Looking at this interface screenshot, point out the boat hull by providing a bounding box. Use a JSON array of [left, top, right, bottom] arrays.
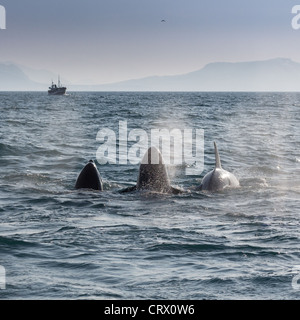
[[48, 87, 67, 95]]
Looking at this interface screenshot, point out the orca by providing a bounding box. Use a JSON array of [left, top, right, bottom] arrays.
[[120, 146, 181, 194], [75, 160, 103, 191], [199, 142, 239, 192]]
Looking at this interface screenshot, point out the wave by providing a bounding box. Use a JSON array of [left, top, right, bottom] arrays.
[[0, 142, 22, 157], [0, 235, 38, 248]]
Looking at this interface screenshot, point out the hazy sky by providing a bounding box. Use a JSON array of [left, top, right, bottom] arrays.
[[0, 0, 300, 84]]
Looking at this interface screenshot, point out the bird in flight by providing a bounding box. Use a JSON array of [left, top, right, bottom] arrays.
[[161, 19, 166, 23]]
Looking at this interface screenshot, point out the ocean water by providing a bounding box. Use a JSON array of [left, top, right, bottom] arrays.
[[0, 91, 299, 300]]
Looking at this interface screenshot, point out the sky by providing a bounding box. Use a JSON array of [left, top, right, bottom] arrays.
[[0, 0, 300, 84]]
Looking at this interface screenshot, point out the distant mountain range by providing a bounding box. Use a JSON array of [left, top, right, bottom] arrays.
[[0, 62, 69, 91], [0, 63, 42, 91], [1, 58, 300, 91]]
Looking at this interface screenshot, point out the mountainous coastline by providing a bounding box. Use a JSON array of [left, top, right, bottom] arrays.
[[0, 63, 68, 91], [91, 58, 300, 92], [1, 58, 300, 91], [0, 63, 42, 91]]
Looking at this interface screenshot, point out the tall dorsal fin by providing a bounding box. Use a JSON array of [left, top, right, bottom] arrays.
[[214, 141, 222, 169]]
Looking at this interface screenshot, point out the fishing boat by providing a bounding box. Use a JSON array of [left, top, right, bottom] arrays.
[[48, 76, 67, 95]]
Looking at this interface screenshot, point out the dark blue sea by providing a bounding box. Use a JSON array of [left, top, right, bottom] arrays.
[[0, 91, 299, 299]]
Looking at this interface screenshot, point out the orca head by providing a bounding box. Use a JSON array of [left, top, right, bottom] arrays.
[[136, 147, 171, 193], [75, 160, 103, 191]]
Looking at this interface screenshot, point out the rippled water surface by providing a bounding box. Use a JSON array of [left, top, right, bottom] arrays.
[[0, 92, 299, 299]]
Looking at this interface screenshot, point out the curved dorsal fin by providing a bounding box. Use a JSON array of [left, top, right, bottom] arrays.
[[214, 142, 222, 169]]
